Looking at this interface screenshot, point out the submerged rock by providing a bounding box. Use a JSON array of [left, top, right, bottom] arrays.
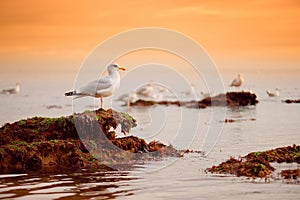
[[284, 99, 300, 104], [129, 92, 258, 108], [0, 109, 178, 173], [206, 145, 300, 179]]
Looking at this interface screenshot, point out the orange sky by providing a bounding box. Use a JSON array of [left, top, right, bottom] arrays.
[[0, 0, 299, 72]]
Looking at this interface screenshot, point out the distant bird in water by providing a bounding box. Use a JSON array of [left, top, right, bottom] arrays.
[[128, 90, 139, 104], [136, 83, 154, 98], [65, 64, 126, 108], [1, 83, 21, 95], [229, 74, 244, 88], [266, 88, 280, 97]]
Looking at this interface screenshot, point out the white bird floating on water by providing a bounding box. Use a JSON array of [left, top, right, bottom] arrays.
[[136, 83, 154, 98], [117, 83, 169, 105], [128, 90, 139, 104], [1, 83, 21, 95], [65, 64, 126, 108], [266, 88, 280, 97], [229, 74, 244, 88]]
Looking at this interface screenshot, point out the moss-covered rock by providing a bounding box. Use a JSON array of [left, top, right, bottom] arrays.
[[206, 145, 300, 178], [0, 109, 178, 173]]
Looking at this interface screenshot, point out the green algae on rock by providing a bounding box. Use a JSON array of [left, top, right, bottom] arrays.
[[206, 145, 300, 179], [0, 109, 178, 173]]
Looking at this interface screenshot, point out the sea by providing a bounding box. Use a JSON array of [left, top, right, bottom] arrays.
[[0, 68, 299, 199]]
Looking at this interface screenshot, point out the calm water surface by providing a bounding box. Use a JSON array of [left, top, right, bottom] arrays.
[[0, 70, 299, 199]]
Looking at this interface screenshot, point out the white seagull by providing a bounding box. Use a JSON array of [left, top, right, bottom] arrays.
[[1, 83, 21, 95], [65, 64, 126, 108], [266, 88, 280, 97], [229, 74, 244, 88], [136, 83, 154, 98]]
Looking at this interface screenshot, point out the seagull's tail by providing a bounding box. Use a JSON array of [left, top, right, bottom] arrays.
[[65, 91, 87, 99], [65, 91, 77, 96]]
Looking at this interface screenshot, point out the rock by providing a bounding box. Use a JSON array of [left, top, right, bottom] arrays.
[[281, 169, 300, 180], [200, 92, 258, 106], [129, 92, 258, 108], [284, 99, 300, 104], [206, 157, 274, 178], [206, 145, 300, 178], [224, 119, 236, 123], [0, 109, 178, 173]]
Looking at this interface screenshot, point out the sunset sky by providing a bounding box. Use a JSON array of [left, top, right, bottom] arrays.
[[0, 0, 299, 72]]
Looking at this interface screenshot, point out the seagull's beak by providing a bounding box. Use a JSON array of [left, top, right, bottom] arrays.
[[118, 66, 126, 71]]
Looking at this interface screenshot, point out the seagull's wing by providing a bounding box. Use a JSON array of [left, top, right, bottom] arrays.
[[136, 87, 146, 94], [230, 78, 237, 86], [79, 77, 113, 95]]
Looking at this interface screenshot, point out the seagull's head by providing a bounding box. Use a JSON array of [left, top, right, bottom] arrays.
[[107, 64, 126, 74], [238, 74, 243, 78]]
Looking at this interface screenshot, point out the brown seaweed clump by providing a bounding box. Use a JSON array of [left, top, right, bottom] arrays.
[[0, 109, 178, 173], [206, 157, 274, 178], [206, 145, 300, 179]]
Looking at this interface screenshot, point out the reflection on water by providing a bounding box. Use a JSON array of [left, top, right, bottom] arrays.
[[0, 170, 137, 199], [226, 106, 257, 119]]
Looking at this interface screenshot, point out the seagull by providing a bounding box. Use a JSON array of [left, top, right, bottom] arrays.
[[157, 85, 169, 94], [1, 83, 21, 95], [128, 90, 139, 104], [266, 89, 280, 97], [65, 64, 126, 108], [229, 74, 244, 88], [136, 83, 154, 98]]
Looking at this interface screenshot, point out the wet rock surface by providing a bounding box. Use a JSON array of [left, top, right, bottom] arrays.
[[0, 109, 178, 173], [281, 169, 300, 179], [129, 92, 258, 108], [206, 145, 300, 179]]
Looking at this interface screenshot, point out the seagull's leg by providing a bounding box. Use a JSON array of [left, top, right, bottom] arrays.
[[127, 99, 131, 112], [100, 97, 103, 109]]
